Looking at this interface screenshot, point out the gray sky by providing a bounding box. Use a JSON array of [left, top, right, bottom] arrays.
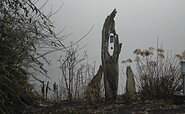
[[36, 0, 185, 94], [46, 0, 185, 60]]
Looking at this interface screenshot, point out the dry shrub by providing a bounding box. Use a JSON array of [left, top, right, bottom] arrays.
[[0, 0, 60, 113], [134, 48, 182, 100], [0, 64, 36, 113]]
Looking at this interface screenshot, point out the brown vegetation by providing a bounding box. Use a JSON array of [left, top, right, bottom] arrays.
[[133, 47, 182, 100]]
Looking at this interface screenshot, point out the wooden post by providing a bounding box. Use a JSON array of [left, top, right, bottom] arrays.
[[101, 9, 122, 100]]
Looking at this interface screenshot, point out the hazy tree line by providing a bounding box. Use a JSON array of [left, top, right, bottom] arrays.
[[57, 44, 96, 100]]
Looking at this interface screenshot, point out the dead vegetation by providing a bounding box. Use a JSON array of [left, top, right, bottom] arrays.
[[133, 47, 183, 100]]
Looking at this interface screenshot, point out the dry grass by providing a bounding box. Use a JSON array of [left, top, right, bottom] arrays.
[[133, 48, 183, 100]]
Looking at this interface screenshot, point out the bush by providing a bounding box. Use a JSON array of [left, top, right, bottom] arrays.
[[133, 48, 182, 100], [0, 0, 58, 113]]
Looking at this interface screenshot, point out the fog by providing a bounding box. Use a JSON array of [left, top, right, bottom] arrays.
[[35, 0, 185, 94]]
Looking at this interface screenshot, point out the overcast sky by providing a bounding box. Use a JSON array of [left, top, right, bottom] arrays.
[[36, 0, 185, 93]]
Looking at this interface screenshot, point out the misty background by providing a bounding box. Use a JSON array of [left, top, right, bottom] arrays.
[[34, 0, 185, 94]]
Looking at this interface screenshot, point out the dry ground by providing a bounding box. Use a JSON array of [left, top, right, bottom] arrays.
[[20, 99, 185, 114]]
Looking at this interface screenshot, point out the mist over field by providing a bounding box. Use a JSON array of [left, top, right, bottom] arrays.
[[35, 0, 185, 94]]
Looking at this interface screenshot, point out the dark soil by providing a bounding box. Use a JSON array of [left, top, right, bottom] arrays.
[[24, 99, 185, 114]]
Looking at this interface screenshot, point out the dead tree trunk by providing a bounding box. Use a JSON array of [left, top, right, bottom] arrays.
[[101, 9, 122, 100]]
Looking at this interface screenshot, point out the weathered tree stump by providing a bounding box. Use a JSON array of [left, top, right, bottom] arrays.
[[84, 65, 103, 103], [126, 66, 137, 101], [101, 9, 122, 100]]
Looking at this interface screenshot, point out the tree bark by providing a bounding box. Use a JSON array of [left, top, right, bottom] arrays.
[[101, 9, 122, 100]]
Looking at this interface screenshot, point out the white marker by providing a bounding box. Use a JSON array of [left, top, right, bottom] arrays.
[[108, 33, 114, 56]]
